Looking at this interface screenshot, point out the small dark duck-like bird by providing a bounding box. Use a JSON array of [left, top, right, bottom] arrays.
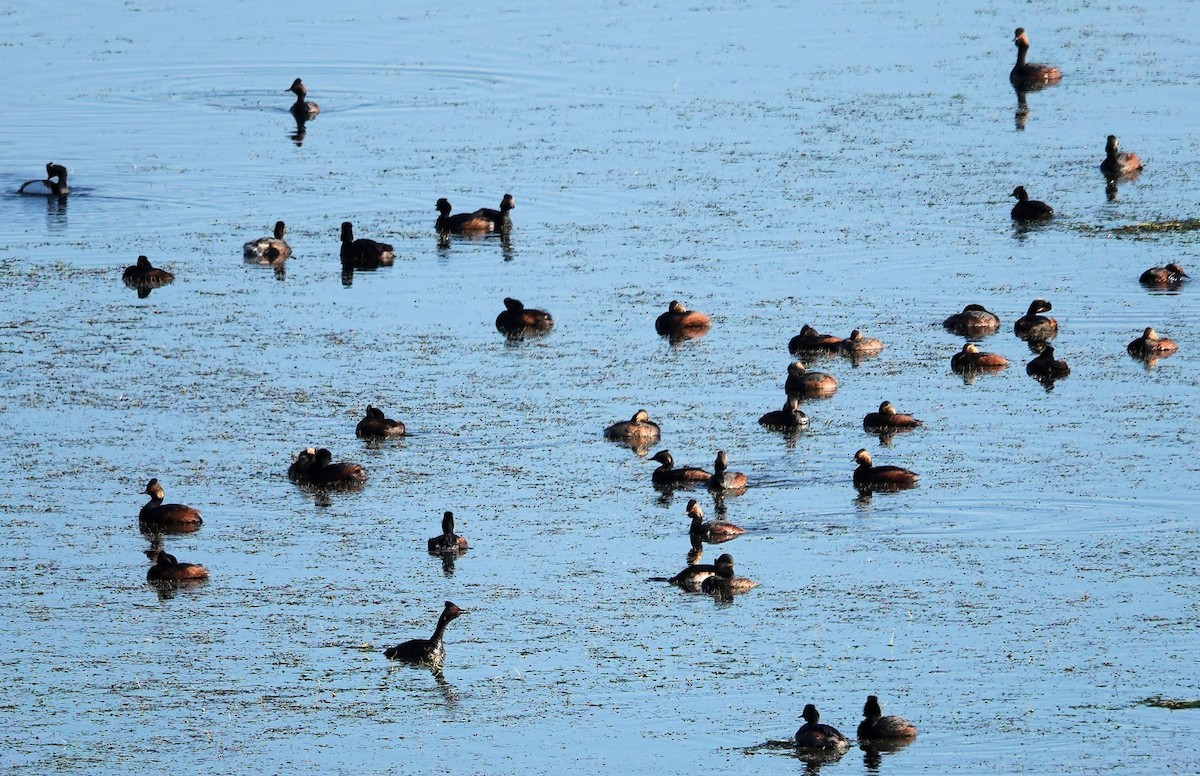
[[1014, 299, 1058, 341], [146, 549, 209, 581], [383, 601, 466, 668], [138, 479, 203, 527], [1010, 28, 1062, 89], [655, 300, 711, 339], [648, 449, 710, 486], [122, 256, 175, 289], [287, 78, 319, 120], [951, 343, 1009, 374], [758, 396, 809, 430], [1139, 263, 1187, 289], [355, 405, 406, 439], [495, 297, 553, 336], [435, 195, 515, 236], [1025, 345, 1070, 381], [18, 162, 69, 196], [788, 324, 842, 355], [853, 449, 918, 491], [795, 704, 851, 752], [943, 304, 1000, 336], [1010, 186, 1054, 221], [604, 409, 661, 445], [686, 499, 745, 543], [1127, 327, 1178, 358], [1100, 135, 1142, 179], [857, 695, 917, 742], [340, 222, 394, 269], [863, 401, 922, 431], [427, 511, 469, 554], [244, 221, 291, 261], [708, 450, 748, 492]]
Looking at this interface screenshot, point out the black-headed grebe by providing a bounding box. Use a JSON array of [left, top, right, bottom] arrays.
[[788, 324, 841, 355], [686, 499, 744, 543], [139, 479, 203, 527], [1101, 135, 1142, 179], [17, 162, 69, 196], [795, 704, 851, 752], [1128, 327, 1177, 358], [1011, 186, 1054, 221], [758, 396, 809, 430], [122, 256, 175, 289], [655, 300, 711, 339], [708, 450, 748, 492], [1010, 28, 1062, 89], [435, 195, 514, 237], [1139, 263, 1188, 288], [428, 511, 469, 554], [1014, 299, 1058, 341], [244, 221, 291, 261], [951, 343, 1009, 373], [863, 401, 922, 431], [785, 361, 838, 398], [288, 447, 367, 488], [604, 409, 661, 444], [943, 304, 1001, 336], [355, 405, 406, 439], [1025, 345, 1070, 380], [383, 601, 466, 668], [495, 297, 553, 335], [648, 449, 711, 486], [857, 695, 917, 741], [340, 222, 394, 269], [839, 329, 884, 357], [853, 449, 918, 491], [146, 550, 209, 581], [287, 78, 319, 120]]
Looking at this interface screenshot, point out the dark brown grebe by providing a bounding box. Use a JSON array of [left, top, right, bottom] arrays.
[[686, 498, 744, 544], [146, 549, 209, 581], [853, 449, 918, 491], [495, 297, 553, 336], [1127, 327, 1178, 358], [355, 405, 406, 439], [287, 78, 319, 120], [1100, 135, 1142, 179], [943, 304, 1000, 336], [648, 450, 711, 486], [1010, 28, 1062, 89], [785, 361, 838, 398], [122, 256, 175, 289], [951, 343, 1009, 374], [17, 162, 69, 196], [1010, 186, 1054, 221], [244, 221, 291, 261], [383, 601, 466, 668], [604, 409, 661, 445], [435, 195, 514, 237], [1014, 299, 1058, 341], [795, 704, 850, 752], [838, 329, 884, 357], [340, 222, 394, 268], [788, 324, 841, 355], [863, 401, 922, 431], [758, 396, 808, 430], [1025, 345, 1070, 380], [138, 479, 203, 527], [287, 447, 367, 488], [708, 450, 748, 492], [1139, 263, 1188, 288], [427, 511, 469, 554], [655, 300, 711, 339], [857, 695, 917, 741]]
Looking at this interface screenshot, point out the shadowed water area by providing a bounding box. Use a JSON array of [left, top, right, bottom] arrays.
[[2, 1, 1198, 773]]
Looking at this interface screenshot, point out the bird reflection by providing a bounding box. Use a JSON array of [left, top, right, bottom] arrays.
[[1014, 89, 1029, 131], [794, 747, 847, 772], [859, 739, 915, 772], [290, 116, 308, 147]]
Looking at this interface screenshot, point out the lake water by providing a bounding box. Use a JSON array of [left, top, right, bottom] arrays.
[[2, 0, 1198, 773]]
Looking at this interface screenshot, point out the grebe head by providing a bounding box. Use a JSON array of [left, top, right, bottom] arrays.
[[854, 449, 873, 466]]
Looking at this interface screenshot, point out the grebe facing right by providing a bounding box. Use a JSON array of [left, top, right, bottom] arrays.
[[1010, 28, 1062, 89], [383, 601, 466, 668], [857, 695, 917, 741]]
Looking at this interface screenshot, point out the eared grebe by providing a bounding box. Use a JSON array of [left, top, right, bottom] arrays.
[[287, 78, 319, 120], [340, 222, 394, 269], [122, 256, 175, 289], [708, 450, 748, 492], [435, 195, 515, 237], [839, 329, 884, 357], [1014, 299, 1058, 341], [655, 300, 711, 339], [1139, 263, 1188, 289], [355, 405, 406, 439], [604, 409, 661, 444], [383, 601, 466, 668], [857, 695, 917, 741], [853, 449, 919, 491], [288, 447, 367, 488], [1127, 327, 1178, 358], [700, 554, 756, 601], [1010, 28, 1062, 89], [138, 479, 203, 527], [1025, 345, 1070, 380], [649, 450, 711, 486], [243, 221, 291, 261], [495, 297, 553, 335], [686, 499, 744, 543], [863, 401, 922, 431], [1100, 135, 1142, 179], [1011, 186, 1054, 221], [795, 704, 851, 752], [788, 324, 841, 355], [943, 304, 1001, 336], [428, 511, 469, 554], [17, 162, 69, 196], [785, 361, 838, 398], [758, 396, 809, 430], [951, 343, 1009, 373], [146, 549, 209, 581]]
